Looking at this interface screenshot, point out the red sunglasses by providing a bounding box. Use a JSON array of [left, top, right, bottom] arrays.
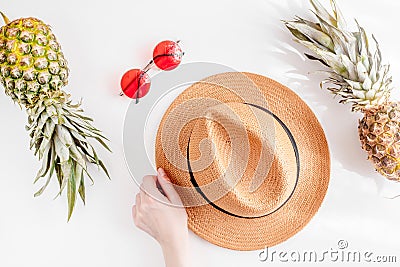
[[120, 40, 184, 103]]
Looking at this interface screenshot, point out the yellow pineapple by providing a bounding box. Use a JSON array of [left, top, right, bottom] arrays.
[[0, 12, 110, 220]]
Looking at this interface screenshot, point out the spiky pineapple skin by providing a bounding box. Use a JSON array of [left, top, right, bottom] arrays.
[[0, 17, 69, 108], [359, 102, 400, 180]]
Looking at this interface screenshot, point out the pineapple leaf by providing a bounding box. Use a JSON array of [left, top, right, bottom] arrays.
[[38, 135, 50, 159], [305, 53, 329, 66], [36, 112, 50, 134], [56, 125, 73, 147], [356, 61, 368, 82], [55, 159, 63, 189], [74, 161, 83, 201], [94, 136, 112, 152], [285, 23, 311, 42], [69, 128, 90, 143], [355, 20, 370, 59], [34, 168, 53, 197], [91, 145, 100, 165], [294, 16, 323, 31], [57, 161, 71, 197], [330, 0, 346, 29], [34, 144, 52, 183], [339, 54, 357, 80], [48, 148, 56, 178], [78, 177, 86, 205], [285, 20, 334, 51], [309, 0, 337, 27], [82, 167, 95, 185], [68, 144, 84, 163], [54, 134, 70, 162], [35, 147, 57, 197], [371, 34, 382, 67], [298, 39, 346, 75], [312, 11, 354, 58], [99, 160, 110, 179], [67, 160, 76, 221], [75, 141, 94, 160], [0, 11, 10, 25], [43, 120, 56, 140], [73, 113, 94, 122]]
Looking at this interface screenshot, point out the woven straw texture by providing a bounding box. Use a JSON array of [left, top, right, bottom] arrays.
[[155, 72, 330, 250]]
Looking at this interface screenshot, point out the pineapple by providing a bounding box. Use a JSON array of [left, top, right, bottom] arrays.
[[284, 0, 400, 180], [0, 12, 110, 219]]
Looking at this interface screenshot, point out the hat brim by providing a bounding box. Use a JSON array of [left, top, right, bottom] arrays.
[[155, 72, 330, 250]]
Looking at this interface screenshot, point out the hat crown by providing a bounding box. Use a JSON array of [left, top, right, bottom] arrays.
[[188, 102, 298, 217]]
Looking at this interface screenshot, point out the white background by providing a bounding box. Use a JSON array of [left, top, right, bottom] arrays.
[[1, 0, 400, 266]]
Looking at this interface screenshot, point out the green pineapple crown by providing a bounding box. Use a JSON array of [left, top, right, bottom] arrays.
[[284, 0, 393, 112]]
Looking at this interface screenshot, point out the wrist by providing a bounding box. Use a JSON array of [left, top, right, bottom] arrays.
[[160, 233, 190, 267]]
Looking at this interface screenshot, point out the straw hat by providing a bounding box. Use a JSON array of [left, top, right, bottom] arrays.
[[155, 72, 330, 250]]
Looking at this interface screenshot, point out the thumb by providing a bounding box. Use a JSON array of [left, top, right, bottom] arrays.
[[157, 168, 183, 206]]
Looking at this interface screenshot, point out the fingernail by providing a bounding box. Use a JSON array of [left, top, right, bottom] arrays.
[[158, 168, 171, 181]]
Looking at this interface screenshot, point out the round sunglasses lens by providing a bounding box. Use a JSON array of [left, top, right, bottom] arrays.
[[120, 69, 151, 99]]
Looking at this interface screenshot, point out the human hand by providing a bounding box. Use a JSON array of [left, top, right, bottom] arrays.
[[132, 168, 190, 267]]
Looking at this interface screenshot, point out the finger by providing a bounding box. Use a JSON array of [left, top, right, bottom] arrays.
[[132, 205, 137, 224], [157, 168, 183, 205], [140, 175, 156, 196], [132, 204, 142, 229], [158, 168, 170, 182], [141, 175, 168, 202], [135, 193, 141, 208], [140, 176, 154, 201]]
